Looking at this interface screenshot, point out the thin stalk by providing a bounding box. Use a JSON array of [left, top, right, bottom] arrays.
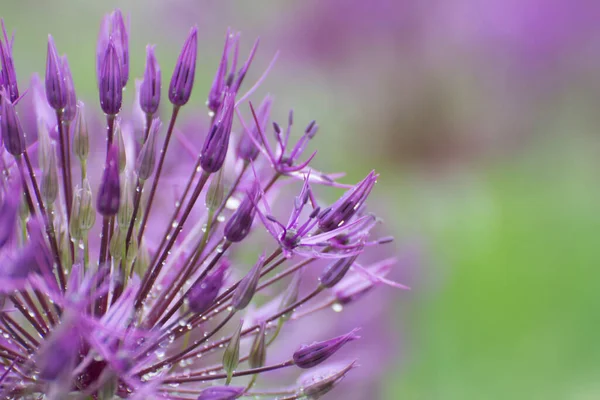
[[137, 105, 180, 243], [135, 171, 209, 310], [22, 152, 67, 292], [162, 359, 295, 384]]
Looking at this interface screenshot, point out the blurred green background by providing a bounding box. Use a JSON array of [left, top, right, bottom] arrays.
[[3, 0, 600, 398]]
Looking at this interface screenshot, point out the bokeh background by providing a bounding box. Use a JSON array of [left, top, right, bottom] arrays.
[[3, 0, 600, 398]]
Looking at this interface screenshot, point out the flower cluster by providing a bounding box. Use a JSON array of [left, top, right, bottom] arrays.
[[0, 9, 406, 399]]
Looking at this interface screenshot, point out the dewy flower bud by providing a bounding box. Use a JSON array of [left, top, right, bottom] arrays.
[[231, 255, 263, 311], [222, 319, 243, 384], [196, 386, 245, 400], [0, 22, 19, 102], [319, 253, 361, 289], [110, 226, 126, 261], [169, 27, 197, 106], [135, 118, 161, 181], [318, 171, 378, 232], [140, 45, 161, 115], [293, 329, 360, 369], [61, 55, 77, 122], [0, 90, 26, 156], [70, 179, 95, 240], [45, 35, 67, 111], [201, 91, 234, 173], [40, 143, 59, 205], [99, 40, 123, 115], [249, 323, 267, 369], [224, 184, 259, 243], [187, 259, 228, 315], [73, 101, 89, 161], [97, 145, 121, 216]]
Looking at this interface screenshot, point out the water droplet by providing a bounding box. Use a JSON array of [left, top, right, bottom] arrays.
[[332, 303, 343, 312]]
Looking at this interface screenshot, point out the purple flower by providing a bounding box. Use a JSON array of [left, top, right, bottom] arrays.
[[0, 9, 407, 399], [0, 20, 18, 102]]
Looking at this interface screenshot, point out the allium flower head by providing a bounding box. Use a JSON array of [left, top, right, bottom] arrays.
[[0, 8, 407, 399]]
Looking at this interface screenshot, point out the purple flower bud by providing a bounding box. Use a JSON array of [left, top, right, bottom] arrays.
[[200, 91, 234, 173], [318, 171, 378, 232], [0, 90, 26, 156], [0, 20, 19, 102], [45, 35, 67, 111], [61, 56, 77, 122], [99, 40, 123, 115], [319, 253, 361, 289], [236, 95, 271, 162], [187, 260, 228, 314], [231, 255, 264, 311], [169, 27, 198, 106], [293, 329, 360, 369], [223, 184, 259, 243], [0, 182, 20, 248], [196, 386, 244, 400], [140, 45, 161, 115], [231, 38, 259, 93], [135, 118, 161, 181], [96, 10, 129, 88], [97, 145, 120, 216]]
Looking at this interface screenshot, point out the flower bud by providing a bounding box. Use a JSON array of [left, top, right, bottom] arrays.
[[45, 35, 67, 111], [196, 386, 244, 400], [97, 145, 120, 216], [110, 227, 125, 261], [117, 173, 133, 229], [73, 102, 89, 162], [223, 184, 259, 243], [1, 90, 25, 156], [58, 219, 72, 269], [231, 255, 263, 311], [278, 273, 301, 322], [61, 55, 77, 122], [115, 120, 127, 173], [223, 320, 243, 384], [40, 143, 59, 205], [300, 361, 357, 399], [169, 27, 197, 106], [205, 170, 225, 212], [0, 23, 19, 102], [200, 91, 234, 173], [135, 118, 161, 181], [292, 329, 360, 369], [249, 323, 267, 369], [99, 40, 123, 115], [187, 260, 228, 315], [140, 45, 161, 115], [319, 253, 360, 289]]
